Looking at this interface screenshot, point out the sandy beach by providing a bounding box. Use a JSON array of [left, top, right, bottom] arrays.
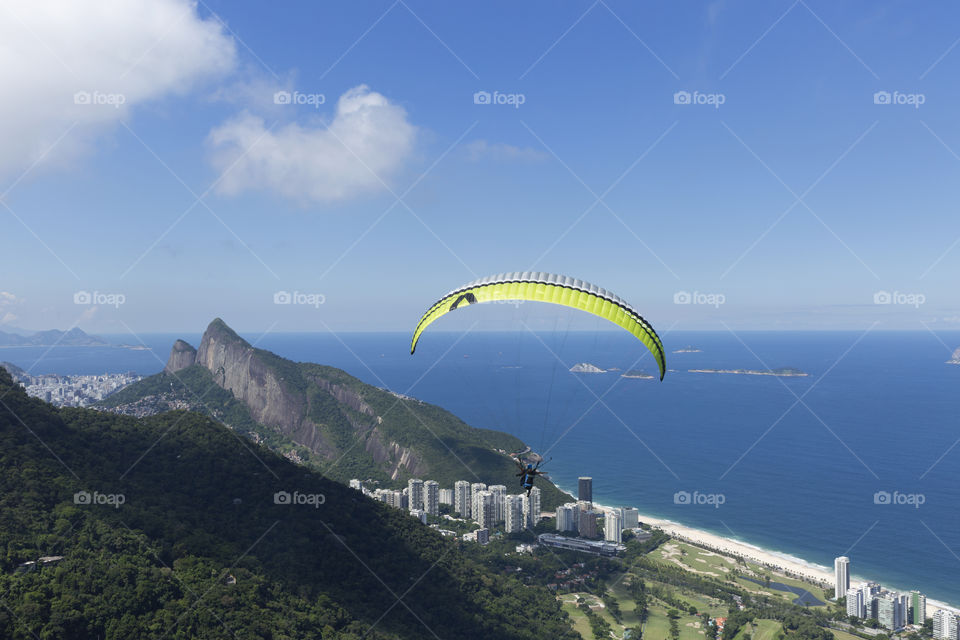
[[581, 498, 960, 616]]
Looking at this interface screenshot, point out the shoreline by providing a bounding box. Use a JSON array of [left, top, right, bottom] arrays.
[[554, 487, 959, 615]]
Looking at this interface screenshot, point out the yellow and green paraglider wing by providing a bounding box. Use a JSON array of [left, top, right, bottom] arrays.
[[410, 272, 666, 380]]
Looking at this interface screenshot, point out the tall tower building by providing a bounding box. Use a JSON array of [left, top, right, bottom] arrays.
[[877, 593, 897, 630], [454, 480, 472, 518], [438, 488, 453, 505], [578, 477, 593, 504], [423, 480, 439, 516], [504, 495, 524, 533], [620, 507, 639, 529], [847, 588, 865, 618], [407, 479, 424, 512], [578, 508, 598, 538], [910, 591, 927, 625], [605, 510, 623, 544], [933, 610, 959, 640], [556, 504, 577, 532], [489, 485, 507, 522], [525, 486, 541, 528], [834, 556, 850, 599], [473, 491, 495, 529]]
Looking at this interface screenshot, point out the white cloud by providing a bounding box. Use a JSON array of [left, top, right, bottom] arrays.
[[207, 85, 417, 203], [0, 293, 19, 325], [464, 140, 547, 162], [0, 0, 236, 177]]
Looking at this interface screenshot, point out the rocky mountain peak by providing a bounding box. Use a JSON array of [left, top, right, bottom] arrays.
[[165, 339, 197, 373]]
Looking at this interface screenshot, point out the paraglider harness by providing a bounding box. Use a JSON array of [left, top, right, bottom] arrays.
[[514, 457, 546, 497]]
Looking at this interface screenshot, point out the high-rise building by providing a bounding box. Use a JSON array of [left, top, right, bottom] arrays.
[[578, 508, 598, 539], [454, 481, 472, 518], [438, 488, 453, 505], [489, 485, 507, 522], [911, 591, 927, 625], [423, 480, 439, 516], [605, 510, 623, 544], [878, 594, 897, 629], [896, 594, 908, 630], [349, 479, 362, 490], [877, 592, 907, 630], [407, 479, 424, 512], [504, 495, 524, 533], [578, 477, 593, 504], [525, 486, 541, 528], [556, 504, 577, 532], [473, 491, 495, 530], [934, 610, 959, 640], [475, 528, 490, 545], [835, 557, 850, 599], [847, 587, 865, 618], [384, 490, 405, 510], [620, 507, 639, 529], [471, 482, 487, 495], [861, 582, 880, 619]]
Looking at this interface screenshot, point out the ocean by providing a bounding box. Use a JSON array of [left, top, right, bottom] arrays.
[[3, 330, 958, 604]]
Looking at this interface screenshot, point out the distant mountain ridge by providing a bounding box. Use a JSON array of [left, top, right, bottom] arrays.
[[99, 318, 568, 508], [0, 327, 109, 347]]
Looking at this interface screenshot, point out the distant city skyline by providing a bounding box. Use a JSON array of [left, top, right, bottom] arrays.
[[4, 1, 960, 337]]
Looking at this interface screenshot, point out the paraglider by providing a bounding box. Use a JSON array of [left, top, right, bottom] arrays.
[[410, 272, 666, 380], [514, 457, 548, 497]]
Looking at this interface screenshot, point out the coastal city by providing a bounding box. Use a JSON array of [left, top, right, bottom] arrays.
[[350, 475, 638, 554], [353, 471, 959, 639], [0, 363, 141, 408], [835, 556, 958, 639]]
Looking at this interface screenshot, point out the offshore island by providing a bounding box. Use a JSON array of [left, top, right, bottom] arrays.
[[689, 367, 809, 377], [569, 362, 606, 373], [621, 370, 655, 379]]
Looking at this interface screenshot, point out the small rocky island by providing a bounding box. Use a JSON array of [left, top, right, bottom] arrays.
[[947, 348, 960, 365], [621, 370, 654, 379], [569, 363, 605, 373], [689, 367, 808, 377]]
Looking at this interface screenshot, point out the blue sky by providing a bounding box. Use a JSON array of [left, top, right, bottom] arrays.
[[2, 0, 960, 336]]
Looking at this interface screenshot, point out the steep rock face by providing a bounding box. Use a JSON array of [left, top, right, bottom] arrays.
[[185, 319, 436, 479], [195, 320, 313, 447], [164, 340, 197, 373], [364, 428, 427, 479], [312, 378, 374, 416]]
